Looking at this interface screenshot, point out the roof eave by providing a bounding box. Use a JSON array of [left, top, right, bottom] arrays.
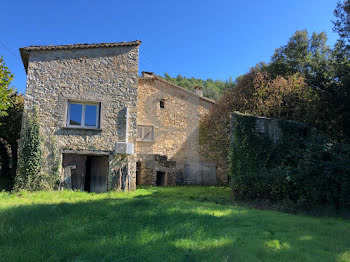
[[19, 40, 141, 74]]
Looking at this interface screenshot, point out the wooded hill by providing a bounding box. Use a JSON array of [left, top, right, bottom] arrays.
[[162, 73, 235, 101]]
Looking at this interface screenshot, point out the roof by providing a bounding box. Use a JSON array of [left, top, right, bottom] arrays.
[[138, 74, 216, 104], [19, 40, 141, 73]]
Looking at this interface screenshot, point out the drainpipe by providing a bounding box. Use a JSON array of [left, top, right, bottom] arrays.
[[125, 107, 129, 143]]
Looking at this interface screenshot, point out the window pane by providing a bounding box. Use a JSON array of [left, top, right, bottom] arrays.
[[143, 127, 152, 141], [69, 103, 82, 126], [85, 105, 97, 127], [137, 126, 143, 140]]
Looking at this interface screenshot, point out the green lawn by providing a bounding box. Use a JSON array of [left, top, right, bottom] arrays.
[[0, 187, 349, 262]]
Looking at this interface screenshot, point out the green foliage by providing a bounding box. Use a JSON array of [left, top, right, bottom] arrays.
[[265, 28, 350, 141], [201, 23, 350, 173], [14, 109, 44, 191], [199, 69, 315, 176], [47, 136, 61, 189], [230, 113, 350, 210], [1, 187, 350, 261], [163, 73, 235, 100], [0, 56, 14, 119], [333, 0, 350, 44], [268, 30, 333, 90], [262, 26, 350, 142], [14, 110, 60, 191], [0, 93, 24, 181]]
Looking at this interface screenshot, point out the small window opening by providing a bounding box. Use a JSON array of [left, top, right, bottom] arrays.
[[137, 126, 154, 142], [160, 100, 165, 109]]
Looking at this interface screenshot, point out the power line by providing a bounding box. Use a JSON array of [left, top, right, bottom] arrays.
[[0, 40, 22, 65]]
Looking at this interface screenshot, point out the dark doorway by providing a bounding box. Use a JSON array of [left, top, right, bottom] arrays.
[[156, 171, 166, 186], [89, 156, 108, 193], [136, 161, 142, 186], [85, 156, 92, 192], [62, 154, 108, 193]]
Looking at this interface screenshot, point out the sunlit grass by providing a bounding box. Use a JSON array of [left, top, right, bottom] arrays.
[[0, 186, 349, 262]]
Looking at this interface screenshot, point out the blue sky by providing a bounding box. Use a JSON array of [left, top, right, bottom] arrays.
[[1, 0, 340, 93]]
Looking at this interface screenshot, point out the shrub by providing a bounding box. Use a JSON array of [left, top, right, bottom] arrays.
[[200, 67, 316, 179], [230, 113, 350, 210]]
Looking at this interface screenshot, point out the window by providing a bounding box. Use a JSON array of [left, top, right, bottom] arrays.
[[137, 126, 154, 142], [67, 101, 100, 129], [160, 99, 165, 109]]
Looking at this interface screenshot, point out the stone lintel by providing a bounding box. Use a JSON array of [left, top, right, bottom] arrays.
[[62, 150, 112, 156]]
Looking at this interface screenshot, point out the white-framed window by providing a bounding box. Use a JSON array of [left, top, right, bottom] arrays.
[[67, 101, 100, 129], [137, 125, 154, 142]]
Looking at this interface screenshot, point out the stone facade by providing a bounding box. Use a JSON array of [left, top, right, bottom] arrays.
[[20, 41, 140, 192], [19, 41, 218, 192], [136, 73, 216, 185]]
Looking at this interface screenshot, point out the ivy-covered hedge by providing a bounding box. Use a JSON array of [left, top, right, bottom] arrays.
[[230, 112, 350, 210]]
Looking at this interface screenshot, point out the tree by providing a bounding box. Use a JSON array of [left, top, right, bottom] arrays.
[[0, 56, 13, 120], [330, 1, 350, 141], [333, 0, 350, 45], [329, 40, 350, 141], [268, 30, 333, 91], [0, 93, 24, 179], [200, 66, 315, 177], [162, 73, 233, 100], [266, 29, 350, 141]]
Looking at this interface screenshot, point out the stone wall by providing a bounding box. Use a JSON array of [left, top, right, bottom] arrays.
[[231, 112, 282, 144], [22, 44, 139, 191], [136, 74, 216, 185], [136, 154, 176, 186]]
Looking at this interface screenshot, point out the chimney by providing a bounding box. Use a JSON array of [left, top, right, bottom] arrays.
[[194, 86, 203, 97], [142, 71, 154, 78]]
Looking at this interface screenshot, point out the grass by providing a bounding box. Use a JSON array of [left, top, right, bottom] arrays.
[[0, 186, 349, 262]]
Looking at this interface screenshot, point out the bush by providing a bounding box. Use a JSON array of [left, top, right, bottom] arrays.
[[200, 67, 316, 180], [0, 93, 24, 182], [230, 113, 350, 210]]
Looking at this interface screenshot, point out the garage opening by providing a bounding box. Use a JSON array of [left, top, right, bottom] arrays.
[[62, 154, 108, 193], [156, 171, 166, 186]]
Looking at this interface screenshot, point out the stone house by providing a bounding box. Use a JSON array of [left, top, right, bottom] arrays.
[[19, 41, 216, 192], [137, 72, 216, 186]]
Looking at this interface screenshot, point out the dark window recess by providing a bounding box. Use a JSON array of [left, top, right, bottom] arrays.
[[136, 161, 142, 186], [156, 171, 166, 186], [160, 100, 165, 109]]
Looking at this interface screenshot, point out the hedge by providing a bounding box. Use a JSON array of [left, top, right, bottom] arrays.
[[230, 112, 350, 210]]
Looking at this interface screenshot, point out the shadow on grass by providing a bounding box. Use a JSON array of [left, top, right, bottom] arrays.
[[1, 189, 350, 262]]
